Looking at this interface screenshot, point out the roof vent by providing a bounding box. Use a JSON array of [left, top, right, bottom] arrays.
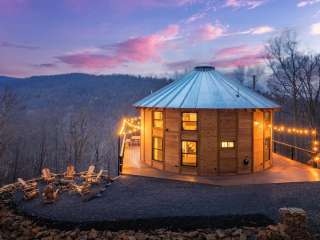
[[194, 66, 215, 71]]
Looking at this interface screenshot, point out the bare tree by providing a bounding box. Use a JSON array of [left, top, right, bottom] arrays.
[[0, 88, 19, 159], [266, 30, 302, 125], [233, 66, 246, 84], [297, 54, 320, 127]]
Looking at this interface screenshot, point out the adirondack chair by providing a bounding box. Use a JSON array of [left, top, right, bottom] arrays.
[[64, 165, 76, 180], [17, 178, 39, 200], [42, 184, 59, 203], [42, 168, 55, 183], [80, 165, 95, 182], [88, 169, 103, 184], [71, 182, 91, 196]]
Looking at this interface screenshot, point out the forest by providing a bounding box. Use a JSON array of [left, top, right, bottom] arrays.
[[0, 31, 319, 185]]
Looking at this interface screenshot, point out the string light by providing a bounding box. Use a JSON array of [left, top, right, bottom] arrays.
[[119, 117, 141, 135], [273, 125, 317, 136]]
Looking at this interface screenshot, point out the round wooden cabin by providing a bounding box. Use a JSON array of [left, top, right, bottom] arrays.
[[134, 66, 280, 176]]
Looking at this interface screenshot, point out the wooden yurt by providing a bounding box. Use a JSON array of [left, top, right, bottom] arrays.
[[134, 66, 280, 176]]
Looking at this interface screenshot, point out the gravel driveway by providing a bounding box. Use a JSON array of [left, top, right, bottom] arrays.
[[14, 175, 320, 232]]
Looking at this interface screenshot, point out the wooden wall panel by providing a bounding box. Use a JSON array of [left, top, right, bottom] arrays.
[[144, 109, 152, 165], [253, 110, 264, 172], [219, 111, 237, 174], [237, 110, 253, 174], [263, 110, 272, 169], [140, 109, 145, 164], [164, 109, 181, 173], [198, 110, 218, 175]]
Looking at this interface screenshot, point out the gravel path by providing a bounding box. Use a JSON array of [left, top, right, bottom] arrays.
[[14, 175, 320, 232]]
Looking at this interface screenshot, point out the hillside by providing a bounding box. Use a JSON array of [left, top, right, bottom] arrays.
[[0, 73, 170, 184], [0, 73, 169, 114]]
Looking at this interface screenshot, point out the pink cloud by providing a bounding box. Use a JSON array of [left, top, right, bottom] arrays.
[[225, 0, 266, 9], [213, 44, 265, 68], [213, 54, 264, 68], [57, 53, 120, 69], [195, 23, 225, 41], [215, 45, 264, 59], [58, 25, 180, 69]]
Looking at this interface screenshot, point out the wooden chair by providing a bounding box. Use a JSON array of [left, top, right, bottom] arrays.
[[17, 178, 39, 200], [42, 184, 59, 203], [42, 168, 55, 183], [64, 165, 76, 180], [71, 182, 91, 196], [88, 169, 103, 184], [80, 165, 95, 182]]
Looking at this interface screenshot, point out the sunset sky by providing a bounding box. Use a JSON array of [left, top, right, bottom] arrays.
[[1, 0, 320, 77]]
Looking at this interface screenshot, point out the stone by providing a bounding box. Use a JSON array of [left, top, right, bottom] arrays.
[[186, 231, 199, 238], [88, 229, 98, 239], [216, 229, 225, 238], [135, 232, 146, 240], [205, 233, 216, 240], [232, 229, 242, 236], [239, 233, 247, 240]]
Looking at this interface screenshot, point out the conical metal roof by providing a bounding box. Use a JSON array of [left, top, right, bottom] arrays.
[[134, 66, 280, 109]]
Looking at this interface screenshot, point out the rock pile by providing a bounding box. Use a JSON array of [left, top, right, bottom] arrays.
[[0, 203, 313, 240]]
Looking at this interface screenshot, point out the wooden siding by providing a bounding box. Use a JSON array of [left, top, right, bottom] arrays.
[[139, 108, 272, 176], [140, 108, 145, 164], [218, 111, 237, 174], [198, 110, 218, 175], [164, 109, 181, 173], [237, 110, 253, 174], [253, 110, 264, 172], [144, 109, 152, 165]]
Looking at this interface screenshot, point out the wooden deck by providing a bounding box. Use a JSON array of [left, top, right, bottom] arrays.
[[122, 144, 320, 186]]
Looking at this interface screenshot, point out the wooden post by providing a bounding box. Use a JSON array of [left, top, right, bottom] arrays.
[[117, 136, 122, 176], [291, 146, 295, 160]]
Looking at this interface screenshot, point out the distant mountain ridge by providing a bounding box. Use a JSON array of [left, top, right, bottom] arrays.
[[0, 73, 170, 114]]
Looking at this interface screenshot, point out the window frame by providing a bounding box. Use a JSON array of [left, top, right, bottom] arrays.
[[152, 136, 164, 162], [181, 112, 198, 131], [181, 140, 198, 167], [152, 111, 163, 129], [220, 140, 236, 149]]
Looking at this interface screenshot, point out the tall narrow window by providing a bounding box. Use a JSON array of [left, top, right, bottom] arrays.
[[152, 137, 163, 161], [181, 141, 197, 166], [182, 113, 197, 130], [153, 111, 163, 128]]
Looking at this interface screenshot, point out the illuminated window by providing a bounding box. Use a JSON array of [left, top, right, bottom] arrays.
[[152, 137, 163, 161], [153, 111, 163, 128], [221, 141, 235, 149], [182, 113, 197, 131], [181, 141, 197, 166]]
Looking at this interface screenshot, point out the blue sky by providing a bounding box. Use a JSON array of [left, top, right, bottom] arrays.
[[0, 0, 320, 77]]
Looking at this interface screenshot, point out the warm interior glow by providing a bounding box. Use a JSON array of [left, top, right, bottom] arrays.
[[221, 141, 235, 148], [152, 137, 163, 161], [153, 111, 163, 128], [182, 113, 197, 131], [181, 141, 197, 166]]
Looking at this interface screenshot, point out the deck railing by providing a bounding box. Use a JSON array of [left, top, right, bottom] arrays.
[[273, 140, 316, 164]]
